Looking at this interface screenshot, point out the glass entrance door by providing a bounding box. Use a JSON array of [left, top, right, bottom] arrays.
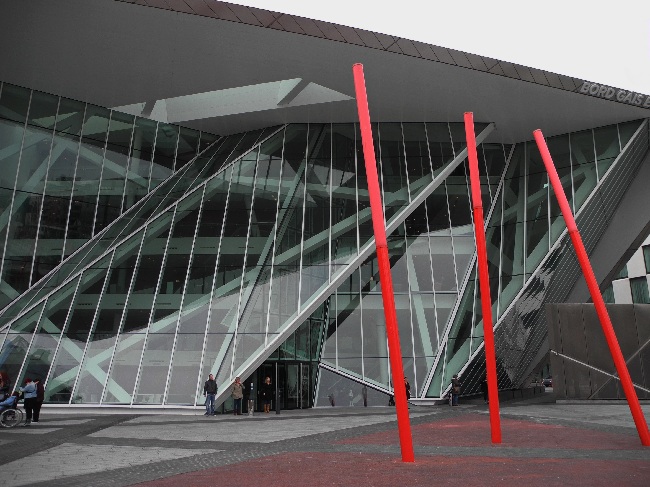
[[300, 364, 310, 408], [255, 361, 312, 410], [286, 364, 299, 409]]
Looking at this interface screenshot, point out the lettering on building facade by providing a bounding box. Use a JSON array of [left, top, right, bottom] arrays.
[[579, 81, 650, 107]]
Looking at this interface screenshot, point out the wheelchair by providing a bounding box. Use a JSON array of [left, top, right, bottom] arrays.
[[0, 399, 23, 428]]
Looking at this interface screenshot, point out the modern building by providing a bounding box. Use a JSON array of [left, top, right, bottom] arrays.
[[607, 235, 650, 305], [1, 0, 649, 410]]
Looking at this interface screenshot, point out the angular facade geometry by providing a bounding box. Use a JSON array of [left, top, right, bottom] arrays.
[[1, 0, 650, 409]]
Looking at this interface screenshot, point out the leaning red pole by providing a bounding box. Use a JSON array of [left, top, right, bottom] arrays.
[[352, 63, 415, 462], [464, 113, 502, 444], [534, 129, 650, 446]]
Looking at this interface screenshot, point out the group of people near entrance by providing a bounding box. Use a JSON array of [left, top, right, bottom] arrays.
[[203, 374, 274, 415], [0, 372, 45, 425], [202, 372, 467, 414]]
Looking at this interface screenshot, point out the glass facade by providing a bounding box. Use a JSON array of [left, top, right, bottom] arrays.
[[0, 80, 647, 406]]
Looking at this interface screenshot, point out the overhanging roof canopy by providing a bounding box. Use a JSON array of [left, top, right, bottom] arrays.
[[1, 0, 648, 142]]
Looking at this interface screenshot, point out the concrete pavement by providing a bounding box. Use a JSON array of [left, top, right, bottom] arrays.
[[0, 392, 649, 486]]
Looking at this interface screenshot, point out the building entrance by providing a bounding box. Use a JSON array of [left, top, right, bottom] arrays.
[[253, 361, 313, 411]]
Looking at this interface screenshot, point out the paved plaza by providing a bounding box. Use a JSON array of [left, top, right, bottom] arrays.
[[1, 393, 650, 486]]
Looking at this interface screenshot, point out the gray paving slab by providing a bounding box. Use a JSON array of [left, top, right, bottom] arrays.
[[91, 413, 430, 443], [499, 403, 650, 429], [1, 427, 61, 435], [1, 443, 221, 487]]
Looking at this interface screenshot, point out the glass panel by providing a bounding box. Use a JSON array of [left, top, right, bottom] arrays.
[[425, 186, 451, 234], [18, 333, 59, 386], [166, 333, 204, 404], [39, 279, 78, 334], [63, 109, 107, 257], [103, 332, 146, 404], [28, 91, 59, 130], [0, 84, 31, 124], [378, 123, 408, 217], [267, 125, 308, 331], [500, 145, 526, 313], [330, 124, 358, 271], [594, 124, 620, 178], [410, 291, 438, 367], [446, 176, 472, 236], [570, 129, 597, 212], [0, 303, 45, 384], [3, 126, 52, 294], [133, 334, 174, 404], [630, 277, 650, 304], [547, 135, 572, 246], [334, 285, 362, 378], [448, 122, 468, 157], [0, 332, 34, 390], [406, 236, 433, 292], [0, 118, 26, 295], [123, 118, 157, 211], [175, 126, 199, 170], [93, 111, 134, 234], [44, 256, 110, 403], [403, 123, 433, 197], [73, 250, 128, 403], [300, 126, 330, 307], [618, 120, 642, 148], [150, 123, 178, 191], [425, 123, 455, 177], [55, 98, 85, 137], [452, 236, 475, 287], [430, 236, 456, 292], [525, 142, 549, 276]]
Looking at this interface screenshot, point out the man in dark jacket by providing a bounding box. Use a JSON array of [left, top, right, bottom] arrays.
[[203, 374, 218, 416]]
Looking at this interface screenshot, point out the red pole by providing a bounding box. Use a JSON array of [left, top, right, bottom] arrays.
[[464, 113, 502, 443], [352, 63, 415, 462], [533, 129, 650, 446]]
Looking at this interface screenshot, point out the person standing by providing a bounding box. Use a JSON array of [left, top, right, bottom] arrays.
[[20, 378, 37, 426], [231, 376, 244, 415], [404, 377, 411, 401], [451, 374, 461, 406], [33, 378, 45, 423], [260, 376, 273, 413], [203, 374, 218, 416], [481, 376, 489, 404]]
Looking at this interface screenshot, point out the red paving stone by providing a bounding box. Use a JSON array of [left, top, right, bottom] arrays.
[[339, 413, 645, 450], [134, 452, 650, 487]]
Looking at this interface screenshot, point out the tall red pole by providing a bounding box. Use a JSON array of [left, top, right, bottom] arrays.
[[534, 129, 650, 446], [464, 112, 502, 444], [352, 63, 415, 462]]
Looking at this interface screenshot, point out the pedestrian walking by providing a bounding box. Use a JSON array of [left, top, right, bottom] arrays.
[[203, 374, 218, 416], [231, 377, 244, 415], [260, 376, 273, 413], [20, 378, 37, 426], [404, 376, 411, 400], [451, 374, 461, 406], [33, 378, 45, 422]]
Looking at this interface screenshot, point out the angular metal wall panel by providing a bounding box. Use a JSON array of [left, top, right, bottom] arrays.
[[548, 303, 650, 400]]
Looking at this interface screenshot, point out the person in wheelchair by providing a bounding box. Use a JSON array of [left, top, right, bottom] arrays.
[[0, 392, 19, 412]]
